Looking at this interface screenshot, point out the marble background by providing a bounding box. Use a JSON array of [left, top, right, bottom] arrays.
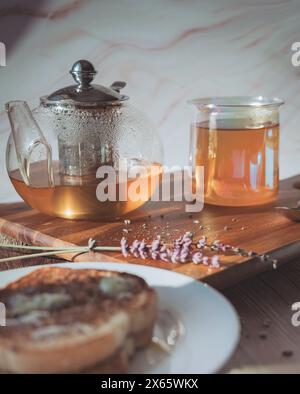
[[0, 0, 300, 202]]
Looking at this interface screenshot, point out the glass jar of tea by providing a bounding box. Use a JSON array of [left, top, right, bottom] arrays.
[[189, 96, 284, 206]]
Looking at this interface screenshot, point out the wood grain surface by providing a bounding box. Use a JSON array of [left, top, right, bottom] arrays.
[[223, 257, 300, 372], [1, 175, 300, 289]]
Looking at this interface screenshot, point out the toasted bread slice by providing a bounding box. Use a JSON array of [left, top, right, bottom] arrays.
[[0, 267, 157, 373]]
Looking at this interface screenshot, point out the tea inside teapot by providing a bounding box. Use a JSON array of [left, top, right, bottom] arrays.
[[9, 159, 161, 220]]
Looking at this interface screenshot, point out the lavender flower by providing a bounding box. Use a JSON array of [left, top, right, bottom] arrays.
[[138, 239, 149, 259], [210, 255, 220, 268], [169, 236, 181, 263], [171, 248, 181, 263], [182, 232, 193, 246], [221, 244, 231, 252], [211, 240, 225, 253], [150, 238, 162, 260], [130, 240, 141, 258], [192, 252, 203, 264], [180, 248, 190, 263], [159, 245, 171, 262], [120, 237, 130, 257], [202, 256, 209, 265], [197, 236, 207, 249], [173, 236, 183, 248], [177, 232, 193, 263]]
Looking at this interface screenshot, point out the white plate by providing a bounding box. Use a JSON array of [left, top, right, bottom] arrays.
[[0, 262, 240, 374]]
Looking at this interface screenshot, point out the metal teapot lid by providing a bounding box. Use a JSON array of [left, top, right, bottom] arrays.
[[41, 60, 129, 107]]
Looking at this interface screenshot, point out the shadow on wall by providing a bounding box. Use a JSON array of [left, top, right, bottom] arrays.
[[0, 0, 48, 54]]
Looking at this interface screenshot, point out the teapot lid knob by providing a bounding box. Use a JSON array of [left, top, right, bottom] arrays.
[[42, 59, 129, 106], [70, 60, 97, 91]]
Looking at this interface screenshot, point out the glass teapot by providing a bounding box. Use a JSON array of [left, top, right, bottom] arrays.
[[6, 60, 163, 219]]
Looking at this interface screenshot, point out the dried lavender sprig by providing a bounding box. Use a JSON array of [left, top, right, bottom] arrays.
[[120, 233, 277, 270], [227, 245, 278, 266], [194, 238, 276, 266], [121, 232, 223, 268]]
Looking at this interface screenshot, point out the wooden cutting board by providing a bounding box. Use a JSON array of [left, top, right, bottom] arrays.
[[1, 175, 300, 289]]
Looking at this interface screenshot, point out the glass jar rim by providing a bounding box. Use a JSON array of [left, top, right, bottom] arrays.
[[188, 96, 284, 109]]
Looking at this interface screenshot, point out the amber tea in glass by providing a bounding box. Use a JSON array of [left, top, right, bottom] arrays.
[[189, 97, 284, 206]]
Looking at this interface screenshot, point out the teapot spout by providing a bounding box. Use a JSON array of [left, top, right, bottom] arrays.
[[6, 101, 54, 187]]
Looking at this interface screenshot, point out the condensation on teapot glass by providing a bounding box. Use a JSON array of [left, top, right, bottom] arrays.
[[6, 60, 163, 219]]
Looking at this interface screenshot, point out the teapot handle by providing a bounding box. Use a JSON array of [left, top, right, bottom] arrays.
[[6, 101, 54, 187]]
